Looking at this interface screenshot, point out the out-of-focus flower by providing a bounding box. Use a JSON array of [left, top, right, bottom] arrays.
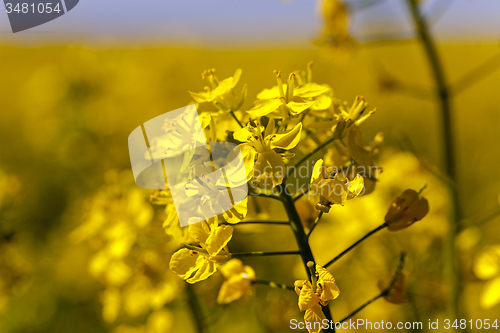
[[294, 263, 340, 333], [217, 259, 256, 304], [234, 120, 302, 188], [310, 159, 364, 212], [169, 216, 233, 283], [314, 0, 354, 56], [384, 189, 429, 231], [473, 245, 500, 309]]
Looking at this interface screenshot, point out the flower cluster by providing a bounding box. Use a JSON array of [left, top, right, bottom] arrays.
[[75, 63, 431, 333]]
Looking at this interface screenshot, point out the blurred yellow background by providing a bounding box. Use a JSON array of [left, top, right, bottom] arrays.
[[0, 0, 499, 332]]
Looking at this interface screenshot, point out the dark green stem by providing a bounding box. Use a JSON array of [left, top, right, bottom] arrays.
[[231, 250, 300, 257], [406, 0, 462, 323], [307, 212, 324, 239], [185, 283, 207, 333], [230, 110, 243, 128], [253, 279, 294, 291], [324, 223, 387, 268], [285, 136, 337, 180], [279, 186, 335, 332]]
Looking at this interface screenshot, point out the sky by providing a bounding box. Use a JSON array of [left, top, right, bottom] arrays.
[[0, 0, 499, 46]]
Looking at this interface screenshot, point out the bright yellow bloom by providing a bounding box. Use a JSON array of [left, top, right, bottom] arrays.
[[384, 189, 429, 231], [473, 245, 500, 309], [234, 120, 302, 188], [294, 264, 340, 333], [169, 217, 233, 283], [217, 259, 256, 304], [248, 66, 332, 119], [189, 68, 246, 112], [310, 159, 364, 212]]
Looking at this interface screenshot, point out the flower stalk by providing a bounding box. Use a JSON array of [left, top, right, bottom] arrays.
[[406, 0, 462, 323]]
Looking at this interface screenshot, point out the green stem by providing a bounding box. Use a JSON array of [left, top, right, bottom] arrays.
[[253, 279, 294, 291], [324, 223, 387, 268], [406, 0, 462, 324], [279, 186, 335, 332], [230, 110, 243, 128], [231, 250, 300, 257], [185, 283, 207, 333], [307, 212, 324, 239], [293, 185, 311, 202], [285, 136, 337, 180]]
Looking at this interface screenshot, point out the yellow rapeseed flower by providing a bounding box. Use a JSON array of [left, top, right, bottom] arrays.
[[310, 159, 364, 212], [234, 120, 302, 188], [169, 217, 233, 283], [217, 259, 256, 304]]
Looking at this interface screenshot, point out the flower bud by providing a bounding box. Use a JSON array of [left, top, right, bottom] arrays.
[[384, 189, 429, 231]]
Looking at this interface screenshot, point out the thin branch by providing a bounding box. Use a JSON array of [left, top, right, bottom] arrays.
[[307, 212, 324, 239], [324, 223, 387, 268], [293, 185, 311, 201], [450, 52, 500, 95], [230, 110, 243, 128], [406, 0, 462, 323], [253, 279, 294, 291], [185, 283, 207, 333], [286, 136, 337, 180], [339, 253, 406, 323], [249, 192, 287, 203], [231, 250, 301, 257]]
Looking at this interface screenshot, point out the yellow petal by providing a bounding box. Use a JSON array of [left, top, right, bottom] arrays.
[[310, 94, 332, 110], [316, 265, 340, 302], [188, 222, 210, 246], [346, 127, 371, 167], [247, 99, 283, 118], [311, 159, 324, 184], [169, 248, 200, 279], [217, 276, 251, 304], [238, 143, 257, 181], [297, 281, 320, 312], [287, 100, 316, 116], [163, 204, 193, 244], [205, 224, 234, 256], [232, 68, 242, 87], [270, 122, 302, 150], [253, 151, 285, 188], [320, 179, 347, 206], [304, 305, 327, 333], [256, 85, 286, 100], [223, 196, 248, 224], [233, 127, 253, 143], [347, 174, 364, 198], [186, 257, 217, 283], [219, 259, 244, 278], [294, 83, 331, 99], [189, 90, 213, 103]]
